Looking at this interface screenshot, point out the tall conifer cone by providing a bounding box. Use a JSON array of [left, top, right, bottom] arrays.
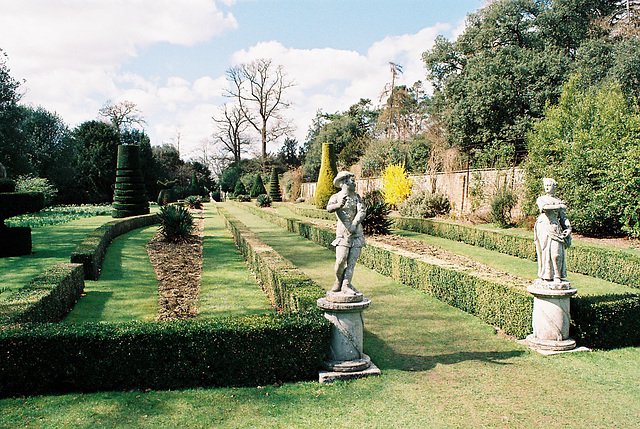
[[268, 167, 282, 202], [314, 142, 338, 209]]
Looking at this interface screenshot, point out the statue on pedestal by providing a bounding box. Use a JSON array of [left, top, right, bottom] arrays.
[[534, 178, 572, 289]]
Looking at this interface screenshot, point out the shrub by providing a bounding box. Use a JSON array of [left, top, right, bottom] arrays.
[[362, 191, 393, 235], [256, 194, 272, 207], [211, 190, 221, 202], [382, 163, 413, 207], [184, 195, 203, 209], [15, 175, 57, 206], [491, 187, 518, 227], [250, 174, 267, 198], [158, 205, 194, 242], [268, 168, 282, 202], [236, 194, 251, 202], [398, 190, 451, 218], [314, 143, 338, 209], [233, 180, 247, 198]]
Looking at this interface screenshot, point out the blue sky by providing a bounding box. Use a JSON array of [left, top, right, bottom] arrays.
[[0, 0, 486, 164]]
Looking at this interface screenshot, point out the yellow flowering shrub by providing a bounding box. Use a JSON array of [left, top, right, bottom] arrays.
[[382, 163, 413, 207]]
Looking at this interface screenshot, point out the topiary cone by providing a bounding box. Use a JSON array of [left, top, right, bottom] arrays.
[[112, 144, 149, 218], [268, 168, 282, 202], [250, 174, 267, 198], [314, 142, 338, 209]]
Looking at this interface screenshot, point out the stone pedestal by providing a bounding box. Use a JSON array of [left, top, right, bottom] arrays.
[[317, 293, 380, 383], [526, 280, 577, 351]]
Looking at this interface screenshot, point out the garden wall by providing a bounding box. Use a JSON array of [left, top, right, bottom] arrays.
[[301, 167, 525, 216]]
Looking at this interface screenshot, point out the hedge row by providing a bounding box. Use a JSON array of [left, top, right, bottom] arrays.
[[70, 213, 159, 279], [0, 314, 329, 396], [216, 206, 325, 312], [242, 203, 640, 349], [0, 263, 84, 324], [393, 217, 640, 289], [287, 203, 337, 221]]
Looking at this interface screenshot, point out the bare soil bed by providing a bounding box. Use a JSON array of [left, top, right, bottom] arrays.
[[146, 208, 205, 321]]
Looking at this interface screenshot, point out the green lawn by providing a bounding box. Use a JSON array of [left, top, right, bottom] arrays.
[[2, 201, 638, 428], [198, 206, 273, 318], [64, 225, 159, 323], [0, 215, 113, 298]]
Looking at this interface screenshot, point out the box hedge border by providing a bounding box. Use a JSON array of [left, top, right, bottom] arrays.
[[0, 263, 85, 324], [0, 207, 330, 397], [286, 204, 640, 289], [241, 202, 640, 349], [70, 213, 159, 280], [0, 314, 328, 397]]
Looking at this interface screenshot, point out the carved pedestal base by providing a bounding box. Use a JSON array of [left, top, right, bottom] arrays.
[[317, 293, 381, 383], [526, 283, 577, 352]]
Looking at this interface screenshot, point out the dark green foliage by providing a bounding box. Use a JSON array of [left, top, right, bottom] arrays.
[[491, 188, 518, 227], [314, 143, 337, 208], [70, 214, 159, 280], [0, 263, 84, 324], [362, 191, 392, 235], [236, 194, 251, 202], [250, 174, 267, 198], [157, 179, 178, 206], [525, 78, 640, 237], [398, 190, 451, 218], [211, 190, 221, 202], [0, 192, 44, 224], [184, 195, 203, 209], [112, 145, 149, 218], [233, 180, 247, 198], [0, 227, 32, 258], [0, 178, 15, 192], [0, 312, 330, 396], [158, 205, 194, 242], [572, 294, 640, 349], [220, 166, 240, 193], [256, 194, 272, 207], [268, 167, 282, 202]]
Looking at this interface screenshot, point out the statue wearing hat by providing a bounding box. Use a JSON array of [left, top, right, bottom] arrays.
[[326, 171, 366, 296]]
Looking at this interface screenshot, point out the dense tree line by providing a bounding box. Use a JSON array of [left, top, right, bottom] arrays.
[[0, 53, 215, 205]]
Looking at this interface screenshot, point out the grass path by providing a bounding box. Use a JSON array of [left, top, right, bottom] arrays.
[[64, 225, 159, 323], [1, 203, 639, 427], [198, 206, 273, 318]]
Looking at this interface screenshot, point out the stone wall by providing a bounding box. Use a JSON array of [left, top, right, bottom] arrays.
[[300, 167, 526, 217]]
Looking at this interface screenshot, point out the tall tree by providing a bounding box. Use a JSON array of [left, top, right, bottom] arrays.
[[98, 100, 146, 135], [0, 50, 27, 176], [225, 58, 295, 165]]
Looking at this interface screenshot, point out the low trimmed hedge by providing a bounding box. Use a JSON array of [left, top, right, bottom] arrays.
[[217, 206, 325, 312], [243, 203, 640, 349], [70, 213, 159, 280], [393, 217, 640, 289], [0, 263, 84, 324], [287, 204, 336, 221], [0, 313, 329, 397]]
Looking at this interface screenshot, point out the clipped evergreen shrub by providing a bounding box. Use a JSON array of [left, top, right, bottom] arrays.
[[157, 179, 178, 206], [314, 143, 338, 209], [112, 144, 150, 218], [398, 190, 451, 219], [0, 176, 45, 257], [233, 180, 247, 198], [268, 168, 282, 202], [250, 174, 267, 198]]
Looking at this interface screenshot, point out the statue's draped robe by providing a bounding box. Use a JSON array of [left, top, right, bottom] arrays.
[[329, 192, 366, 248]]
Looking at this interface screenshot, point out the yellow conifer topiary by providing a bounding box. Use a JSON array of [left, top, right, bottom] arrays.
[[382, 163, 413, 207], [314, 143, 338, 209]]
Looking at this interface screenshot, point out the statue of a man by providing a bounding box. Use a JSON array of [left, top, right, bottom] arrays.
[[534, 178, 572, 285], [327, 171, 366, 296]]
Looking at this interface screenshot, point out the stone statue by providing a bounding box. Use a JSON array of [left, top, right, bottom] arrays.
[[327, 171, 366, 297], [534, 178, 572, 288]]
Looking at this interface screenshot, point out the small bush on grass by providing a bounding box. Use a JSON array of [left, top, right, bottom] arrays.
[[250, 174, 267, 198], [491, 187, 518, 227], [184, 195, 203, 209], [158, 205, 194, 242], [15, 175, 57, 206], [236, 194, 251, 202], [399, 190, 451, 218], [256, 194, 272, 207], [233, 180, 247, 198]]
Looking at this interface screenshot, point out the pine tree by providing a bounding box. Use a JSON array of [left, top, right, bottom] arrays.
[[268, 168, 282, 202], [250, 174, 267, 198]]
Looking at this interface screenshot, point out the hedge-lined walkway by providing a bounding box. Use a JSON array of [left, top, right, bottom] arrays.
[[64, 226, 159, 323], [198, 207, 273, 318]]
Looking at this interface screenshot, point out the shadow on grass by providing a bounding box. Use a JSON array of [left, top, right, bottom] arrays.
[[64, 291, 114, 323], [364, 330, 524, 372]]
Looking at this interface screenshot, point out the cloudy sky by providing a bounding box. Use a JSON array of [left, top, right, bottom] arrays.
[[0, 0, 485, 161]]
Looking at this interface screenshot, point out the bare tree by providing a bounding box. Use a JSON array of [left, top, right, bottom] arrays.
[[212, 103, 252, 164], [98, 100, 145, 135], [225, 58, 295, 166]]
